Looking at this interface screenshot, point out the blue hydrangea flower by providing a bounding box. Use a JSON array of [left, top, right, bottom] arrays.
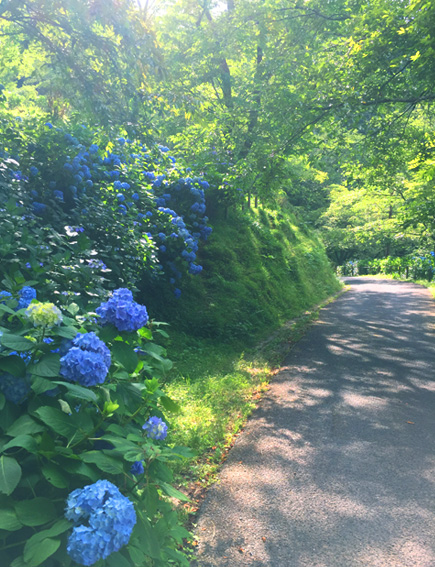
[[65, 480, 136, 566], [32, 202, 46, 215], [0, 290, 12, 303], [29, 166, 38, 176], [96, 288, 148, 332], [72, 332, 111, 368], [0, 373, 30, 404], [117, 193, 125, 202], [60, 333, 110, 387], [142, 416, 168, 440], [130, 461, 144, 475], [54, 190, 64, 201], [17, 286, 37, 310], [60, 349, 109, 387]]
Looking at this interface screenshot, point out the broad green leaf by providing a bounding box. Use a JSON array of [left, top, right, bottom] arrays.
[[106, 551, 132, 567], [31, 354, 60, 377], [170, 446, 196, 459], [159, 482, 191, 502], [42, 462, 69, 489], [0, 355, 27, 377], [2, 434, 38, 453], [7, 415, 45, 437], [98, 325, 119, 342], [53, 381, 98, 403], [31, 376, 56, 395], [0, 456, 21, 495], [0, 392, 5, 411], [128, 545, 147, 566], [24, 537, 61, 567], [54, 326, 79, 339], [62, 459, 99, 481], [111, 341, 138, 373], [34, 407, 77, 439], [80, 451, 124, 475], [15, 497, 56, 526], [138, 327, 153, 340], [132, 515, 162, 560], [0, 507, 23, 531], [0, 334, 34, 351], [10, 556, 27, 567]]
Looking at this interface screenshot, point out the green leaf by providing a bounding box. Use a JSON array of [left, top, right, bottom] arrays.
[[0, 334, 34, 351], [15, 497, 56, 526], [159, 482, 191, 502], [67, 303, 80, 316], [0, 355, 26, 377], [34, 407, 77, 439], [80, 451, 124, 475], [7, 415, 45, 437], [98, 325, 119, 342], [2, 434, 38, 453], [23, 537, 61, 567], [128, 545, 147, 566], [54, 326, 79, 339], [10, 556, 27, 567], [62, 460, 99, 482], [132, 515, 162, 560], [31, 354, 60, 377], [160, 395, 180, 414], [0, 507, 23, 531], [170, 446, 196, 459], [106, 551, 132, 567], [53, 381, 98, 403], [31, 376, 56, 395], [0, 456, 21, 495], [0, 391, 5, 411], [138, 327, 153, 340], [111, 341, 138, 373], [42, 462, 69, 489]]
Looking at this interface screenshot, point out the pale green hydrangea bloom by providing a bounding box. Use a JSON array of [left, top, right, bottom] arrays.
[[26, 302, 63, 327]]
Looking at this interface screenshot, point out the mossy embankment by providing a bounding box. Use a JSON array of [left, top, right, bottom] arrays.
[[147, 206, 341, 344]]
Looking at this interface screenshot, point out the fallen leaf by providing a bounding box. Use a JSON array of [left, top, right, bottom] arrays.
[[238, 547, 245, 553], [407, 421, 415, 424], [262, 537, 267, 542]]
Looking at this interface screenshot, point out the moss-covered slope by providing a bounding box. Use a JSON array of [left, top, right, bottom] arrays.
[[144, 206, 341, 344]]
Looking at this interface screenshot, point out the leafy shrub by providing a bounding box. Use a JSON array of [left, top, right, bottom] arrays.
[[0, 117, 212, 297], [0, 286, 193, 567]]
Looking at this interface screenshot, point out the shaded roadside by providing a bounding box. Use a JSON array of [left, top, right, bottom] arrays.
[[192, 278, 435, 567]]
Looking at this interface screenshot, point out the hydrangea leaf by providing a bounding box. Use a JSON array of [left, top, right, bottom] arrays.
[[54, 326, 79, 339], [0, 355, 27, 377], [6, 415, 45, 437], [2, 434, 38, 453], [159, 482, 191, 502], [34, 407, 78, 439], [31, 354, 61, 377], [23, 537, 61, 567], [31, 376, 56, 395], [111, 341, 139, 373], [80, 451, 124, 474], [106, 551, 132, 567], [53, 381, 98, 403], [0, 391, 4, 411], [41, 462, 69, 489], [0, 334, 34, 352], [15, 497, 56, 526], [0, 456, 21, 496], [0, 507, 23, 531]]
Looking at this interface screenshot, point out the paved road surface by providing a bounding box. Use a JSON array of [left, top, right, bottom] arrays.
[[193, 278, 435, 567]]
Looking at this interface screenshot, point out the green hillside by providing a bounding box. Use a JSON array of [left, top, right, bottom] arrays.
[[144, 205, 340, 345]]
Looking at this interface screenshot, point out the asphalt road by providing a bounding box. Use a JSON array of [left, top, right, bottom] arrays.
[[192, 278, 435, 567]]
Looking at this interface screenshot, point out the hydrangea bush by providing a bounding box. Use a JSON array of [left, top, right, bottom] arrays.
[[0, 286, 193, 567], [0, 117, 212, 297]]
